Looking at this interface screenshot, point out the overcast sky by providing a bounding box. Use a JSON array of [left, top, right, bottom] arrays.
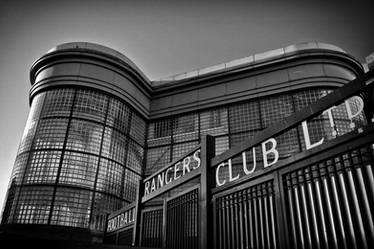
[[0, 0, 373, 213]]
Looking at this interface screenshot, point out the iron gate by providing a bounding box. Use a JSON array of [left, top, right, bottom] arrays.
[[104, 70, 374, 249]]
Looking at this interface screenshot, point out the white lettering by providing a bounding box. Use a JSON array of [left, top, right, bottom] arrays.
[[193, 150, 201, 169], [302, 120, 324, 150], [345, 96, 364, 128], [174, 162, 181, 180], [216, 163, 226, 186], [182, 157, 191, 175], [165, 167, 173, 184], [228, 159, 240, 182], [157, 172, 164, 188], [150, 178, 156, 192], [242, 147, 256, 175], [262, 138, 279, 167], [144, 181, 150, 196]]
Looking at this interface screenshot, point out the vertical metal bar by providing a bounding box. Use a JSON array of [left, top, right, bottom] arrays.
[[286, 174, 298, 248], [305, 166, 320, 249], [298, 169, 312, 249], [330, 173, 348, 249], [364, 164, 374, 202], [356, 167, 374, 243], [254, 186, 260, 249], [322, 177, 339, 249], [200, 135, 215, 249], [163, 200, 167, 248], [347, 170, 368, 249], [259, 186, 265, 249], [248, 189, 255, 249], [313, 167, 329, 249], [230, 194, 235, 249], [264, 186, 271, 249], [306, 182, 320, 249], [338, 172, 357, 249], [292, 171, 306, 249], [238, 192, 244, 249], [294, 187, 305, 249], [242, 190, 249, 249], [235, 193, 240, 249], [269, 192, 277, 249], [300, 184, 312, 249], [188, 193, 192, 249]]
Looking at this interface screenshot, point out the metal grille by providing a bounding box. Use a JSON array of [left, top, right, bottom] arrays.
[[166, 188, 199, 249], [141, 208, 163, 248], [118, 227, 134, 245], [283, 143, 374, 249], [215, 180, 277, 249]]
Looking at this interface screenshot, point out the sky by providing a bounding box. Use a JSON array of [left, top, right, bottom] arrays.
[[0, 0, 373, 213]]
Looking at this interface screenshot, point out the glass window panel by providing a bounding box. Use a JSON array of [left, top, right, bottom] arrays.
[[126, 140, 144, 174], [215, 136, 229, 156], [33, 118, 68, 150], [229, 101, 261, 133], [172, 141, 198, 161], [147, 121, 172, 147], [14, 186, 53, 224], [41, 88, 74, 118], [17, 119, 38, 154], [51, 188, 92, 228], [145, 146, 171, 176], [59, 152, 99, 189], [106, 98, 131, 134], [293, 89, 331, 111], [23, 151, 61, 184], [96, 158, 123, 197], [200, 108, 228, 136], [260, 94, 294, 127], [130, 112, 146, 146], [10, 153, 29, 185], [173, 113, 199, 143], [123, 169, 141, 202], [66, 119, 103, 155], [102, 127, 127, 165], [73, 89, 107, 122]]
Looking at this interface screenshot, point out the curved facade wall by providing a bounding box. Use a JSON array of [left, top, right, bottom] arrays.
[[1, 42, 366, 233], [2, 87, 146, 230]]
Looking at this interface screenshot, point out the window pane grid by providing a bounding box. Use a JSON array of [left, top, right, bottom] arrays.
[[73, 89, 108, 122], [51, 188, 92, 227], [23, 151, 61, 184], [126, 140, 144, 174], [59, 152, 99, 189], [41, 88, 74, 118], [14, 186, 53, 225], [102, 127, 127, 165], [96, 158, 123, 197], [66, 119, 103, 155], [200, 108, 228, 136], [229, 101, 261, 133], [130, 113, 146, 146], [123, 169, 141, 202], [172, 141, 199, 161], [33, 118, 69, 150], [106, 98, 131, 133]]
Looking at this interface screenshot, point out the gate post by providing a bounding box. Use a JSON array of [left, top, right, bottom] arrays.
[[132, 179, 143, 246], [200, 135, 215, 249]]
